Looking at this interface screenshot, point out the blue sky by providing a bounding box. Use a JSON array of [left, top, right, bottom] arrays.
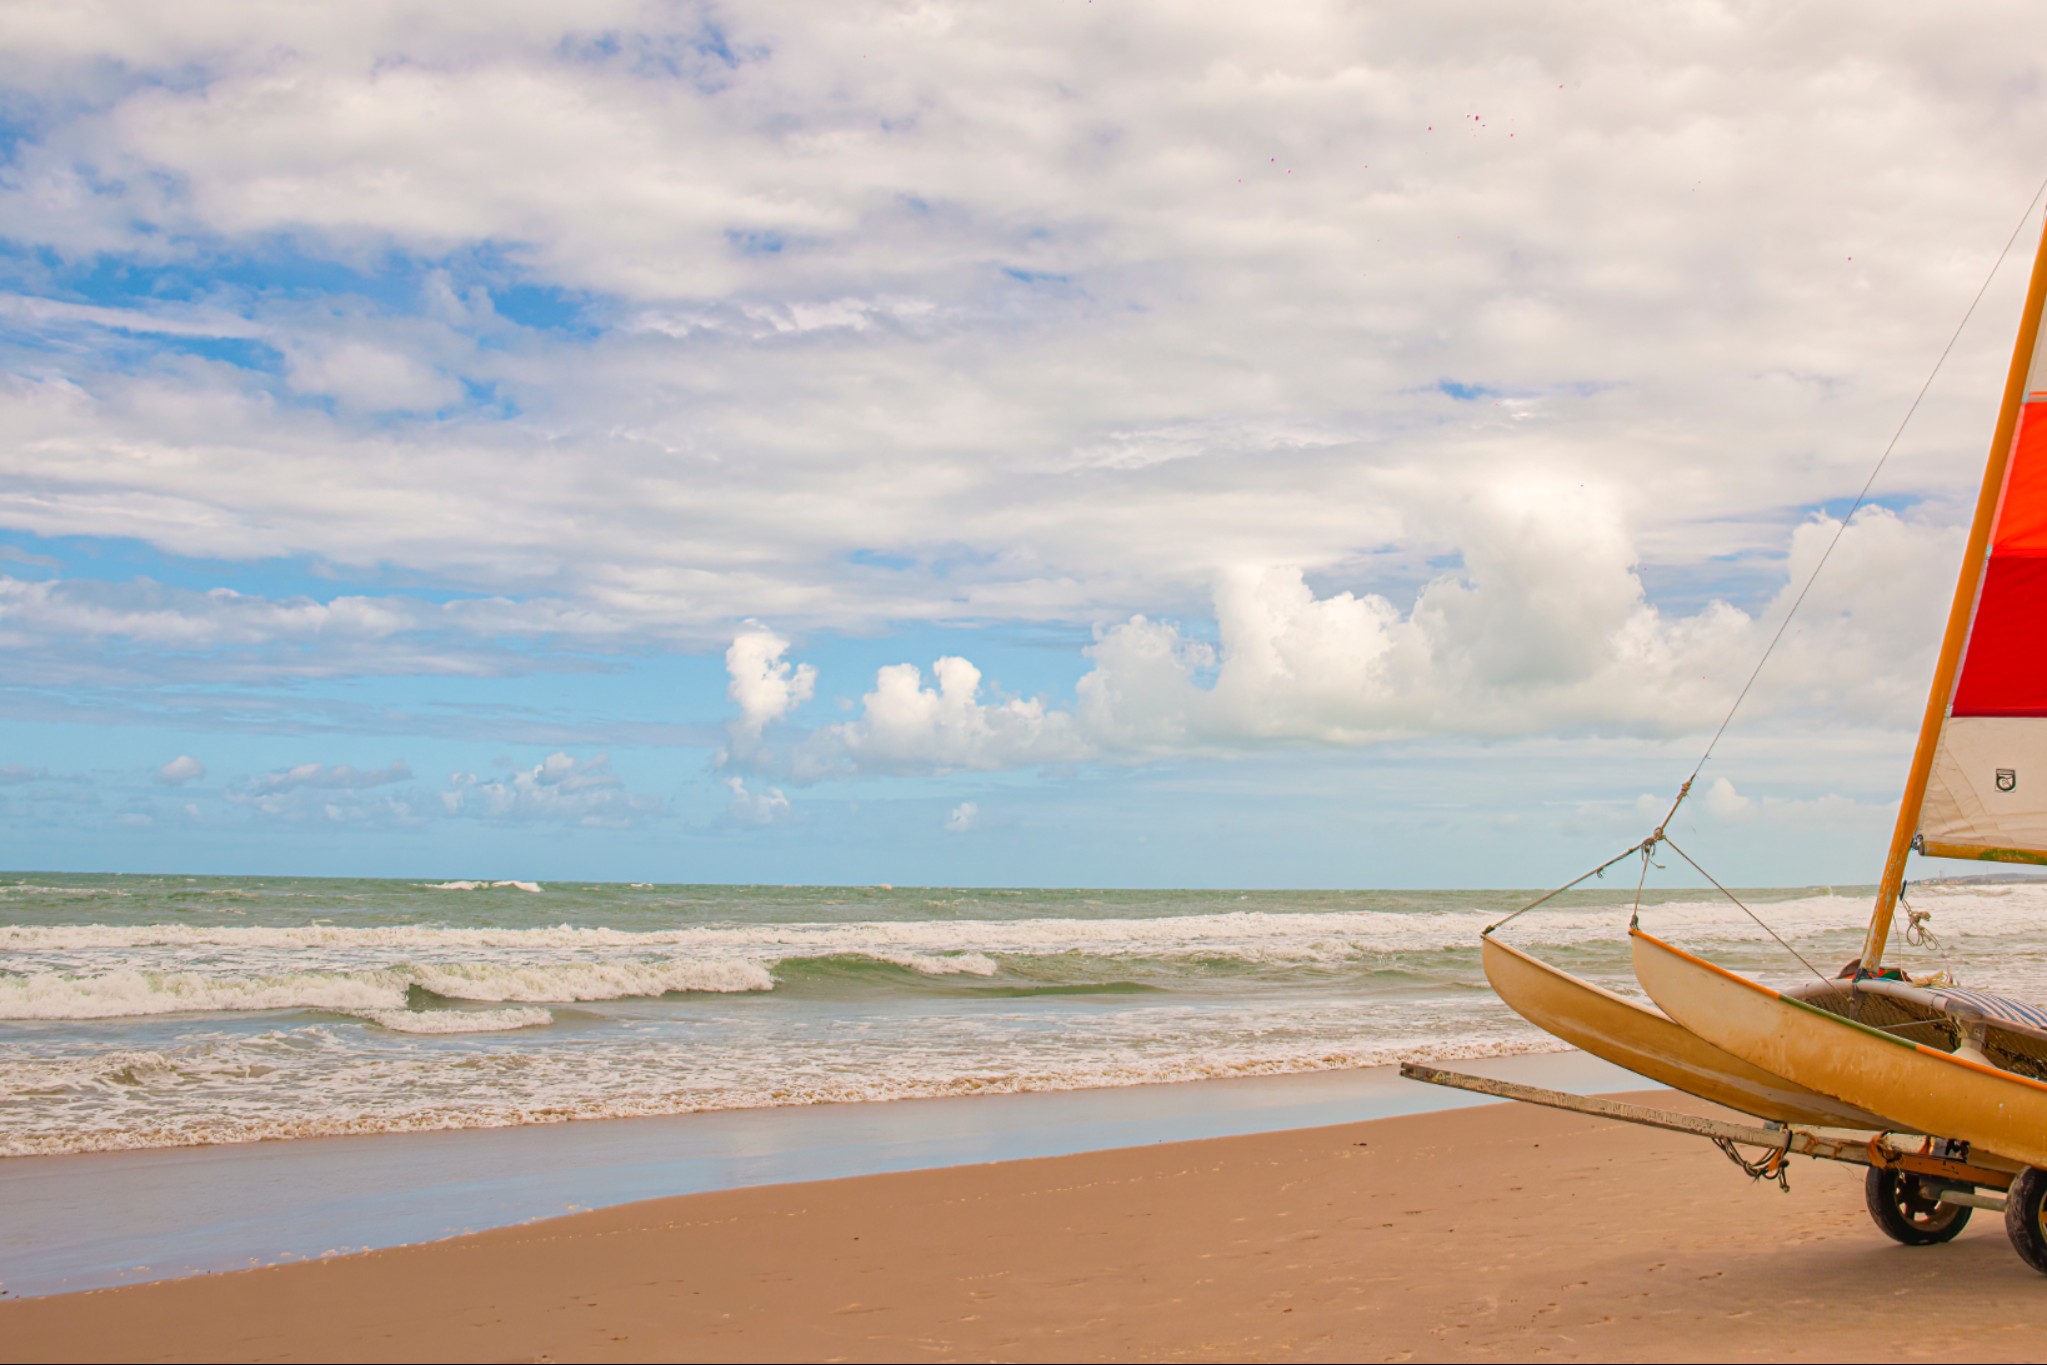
[[0, 2, 2042, 886]]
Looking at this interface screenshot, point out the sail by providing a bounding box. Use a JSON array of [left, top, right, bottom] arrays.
[[1920, 275, 2047, 862]]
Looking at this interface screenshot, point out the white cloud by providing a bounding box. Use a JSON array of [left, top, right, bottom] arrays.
[[725, 626, 817, 738], [0, 3, 2029, 672], [225, 759, 421, 823], [440, 752, 658, 827], [282, 338, 463, 413], [813, 656, 1090, 776], [1074, 504, 1953, 753], [244, 760, 410, 795], [155, 754, 204, 785], [1641, 781, 1874, 835], [1702, 777, 1756, 823], [0, 0, 2029, 855], [732, 502, 1955, 777], [724, 775, 790, 824], [944, 800, 978, 833], [0, 573, 642, 687]]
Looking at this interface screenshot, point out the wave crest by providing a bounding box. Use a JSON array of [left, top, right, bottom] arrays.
[[2, 890, 1994, 958], [352, 1007, 553, 1034], [0, 957, 773, 1020]]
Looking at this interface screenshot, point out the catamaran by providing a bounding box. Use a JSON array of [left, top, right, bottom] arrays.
[[1407, 201, 2047, 1273]]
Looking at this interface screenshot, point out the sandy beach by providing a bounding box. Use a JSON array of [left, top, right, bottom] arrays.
[[7, 1089, 2042, 1364]]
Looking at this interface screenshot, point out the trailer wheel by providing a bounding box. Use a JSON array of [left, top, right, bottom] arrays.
[[2004, 1168, 2047, 1273], [1865, 1168, 1971, 1245]]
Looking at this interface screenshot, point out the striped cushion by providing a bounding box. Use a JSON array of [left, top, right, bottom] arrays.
[[1928, 986, 2047, 1034]]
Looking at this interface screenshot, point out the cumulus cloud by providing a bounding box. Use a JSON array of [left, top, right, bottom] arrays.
[[224, 759, 420, 823], [724, 776, 790, 824], [811, 656, 1091, 776], [0, 0, 2029, 877], [730, 502, 1955, 777], [244, 760, 411, 795], [944, 800, 978, 833], [725, 626, 817, 738], [154, 754, 205, 785], [440, 752, 659, 827], [1640, 781, 1866, 832], [1702, 777, 1756, 823]]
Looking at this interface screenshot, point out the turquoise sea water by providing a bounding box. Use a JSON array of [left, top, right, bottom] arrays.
[[3, 873, 2042, 1157]]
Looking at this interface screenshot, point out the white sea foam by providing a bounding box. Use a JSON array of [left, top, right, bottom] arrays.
[[8, 878, 2047, 1159], [424, 880, 543, 893], [863, 951, 1000, 976], [0, 958, 774, 1020], [0, 969, 410, 1019], [0, 1016, 1562, 1157], [10, 887, 2044, 1022], [400, 959, 774, 1002], [0, 896, 1907, 949], [350, 1007, 553, 1034], [2, 892, 2000, 958]]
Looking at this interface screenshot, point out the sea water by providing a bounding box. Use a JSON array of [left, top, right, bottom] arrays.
[[5, 874, 2046, 1158]]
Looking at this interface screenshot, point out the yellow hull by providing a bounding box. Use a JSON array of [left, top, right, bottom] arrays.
[[1482, 936, 1887, 1128], [1632, 927, 2047, 1168]]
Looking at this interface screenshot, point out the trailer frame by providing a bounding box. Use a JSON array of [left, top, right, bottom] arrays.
[[1397, 1061, 2016, 1209]]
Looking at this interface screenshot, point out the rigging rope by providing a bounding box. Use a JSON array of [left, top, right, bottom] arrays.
[[1490, 179, 2047, 953], [1656, 173, 2047, 830], [1483, 839, 1652, 935], [1660, 836, 1836, 990]]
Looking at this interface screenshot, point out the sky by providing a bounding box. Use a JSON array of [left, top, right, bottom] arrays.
[[0, 1, 2044, 888]]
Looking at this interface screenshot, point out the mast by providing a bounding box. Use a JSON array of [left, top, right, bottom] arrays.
[[1863, 212, 2047, 970]]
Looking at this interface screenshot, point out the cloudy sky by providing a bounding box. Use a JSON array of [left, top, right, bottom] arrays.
[[0, 1, 2042, 886]]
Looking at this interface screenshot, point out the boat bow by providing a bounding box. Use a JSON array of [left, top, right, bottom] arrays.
[[1481, 935, 1889, 1128]]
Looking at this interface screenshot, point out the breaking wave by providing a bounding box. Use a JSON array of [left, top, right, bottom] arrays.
[[0, 959, 775, 1020], [352, 1007, 553, 1034], [3, 890, 2010, 957], [8, 875, 2047, 1158], [0, 1027, 1563, 1157]]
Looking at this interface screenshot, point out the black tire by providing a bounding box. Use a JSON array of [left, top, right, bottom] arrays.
[[2004, 1167, 2047, 1273], [1865, 1167, 1972, 1245]]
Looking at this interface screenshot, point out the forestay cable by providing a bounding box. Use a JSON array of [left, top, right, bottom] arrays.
[[1658, 174, 2047, 827]]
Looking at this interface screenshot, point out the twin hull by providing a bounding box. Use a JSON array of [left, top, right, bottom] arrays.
[[1480, 936, 1888, 1129], [1486, 930, 2047, 1170], [1629, 927, 2047, 1170]]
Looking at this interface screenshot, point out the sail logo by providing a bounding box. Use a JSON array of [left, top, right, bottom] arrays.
[[1997, 768, 2018, 793]]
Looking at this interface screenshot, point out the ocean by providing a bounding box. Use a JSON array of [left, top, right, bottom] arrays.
[[6, 873, 2046, 1158]]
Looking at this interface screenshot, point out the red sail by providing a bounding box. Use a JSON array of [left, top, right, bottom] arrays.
[[1952, 396, 2047, 717], [1919, 272, 2047, 862]]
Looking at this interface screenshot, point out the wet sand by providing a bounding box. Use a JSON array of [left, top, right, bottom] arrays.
[[0, 1051, 1640, 1298], [5, 1091, 2041, 1363]]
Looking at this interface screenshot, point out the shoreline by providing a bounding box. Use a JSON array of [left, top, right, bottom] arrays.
[[1, 1049, 1636, 1300], [9, 1084, 2044, 1363]]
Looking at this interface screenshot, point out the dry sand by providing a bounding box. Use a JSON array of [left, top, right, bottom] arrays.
[[5, 1091, 2043, 1363]]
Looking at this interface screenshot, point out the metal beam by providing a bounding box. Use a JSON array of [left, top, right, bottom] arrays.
[[1398, 1062, 1796, 1146], [1397, 1062, 2015, 1190]]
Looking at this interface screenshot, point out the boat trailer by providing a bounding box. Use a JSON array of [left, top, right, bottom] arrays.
[[1399, 1063, 2025, 1242]]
